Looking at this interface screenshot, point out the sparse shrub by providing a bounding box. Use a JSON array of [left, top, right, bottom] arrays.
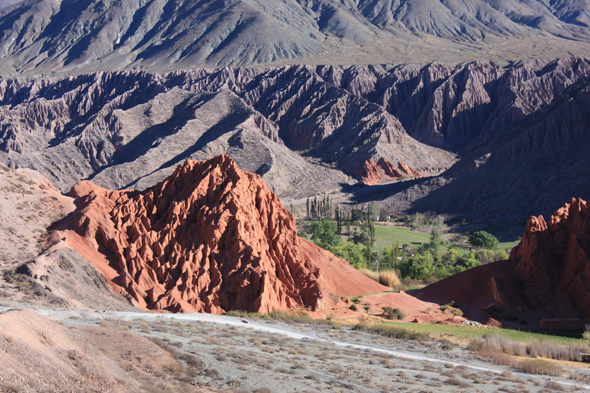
[[378, 270, 401, 288], [443, 378, 470, 388], [352, 296, 363, 304], [227, 380, 241, 388], [225, 310, 259, 318], [525, 340, 589, 362], [349, 304, 358, 311], [262, 309, 321, 324], [516, 359, 562, 376], [164, 362, 184, 375], [544, 381, 565, 391], [440, 302, 463, 316], [424, 276, 439, 285], [441, 343, 453, 351], [382, 306, 405, 320], [204, 368, 220, 379], [352, 323, 429, 341], [359, 268, 379, 282]]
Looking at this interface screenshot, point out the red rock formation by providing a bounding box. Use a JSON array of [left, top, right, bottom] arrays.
[[377, 158, 404, 178], [355, 158, 425, 185], [65, 155, 386, 314], [416, 198, 590, 325], [398, 162, 423, 178], [354, 159, 382, 185]]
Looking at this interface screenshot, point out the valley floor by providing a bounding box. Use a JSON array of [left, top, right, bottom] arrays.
[[3, 307, 588, 393]]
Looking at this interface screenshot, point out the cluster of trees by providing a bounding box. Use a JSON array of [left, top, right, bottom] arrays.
[[302, 220, 506, 284], [306, 195, 333, 221], [300, 199, 508, 284], [398, 230, 507, 282], [402, 213, 446, 229]]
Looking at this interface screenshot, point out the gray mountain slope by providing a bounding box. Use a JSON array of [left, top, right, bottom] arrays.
[[0, 67, 454, 198], [2, 60, 590, 224], [0, 0, 589, 75]]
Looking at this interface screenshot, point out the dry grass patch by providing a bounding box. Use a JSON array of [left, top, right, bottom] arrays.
[[359, 269, 402, 289], [516, 359, 562, 376]]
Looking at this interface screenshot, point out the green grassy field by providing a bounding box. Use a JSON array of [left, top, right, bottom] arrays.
[[385, 321, 581, 345], [370, 224, 520, 253], [326, 220, 521, 253], [373, 225, 430, 248]]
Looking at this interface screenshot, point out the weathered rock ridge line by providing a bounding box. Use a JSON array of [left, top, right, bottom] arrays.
[[2, 59, 590, 223], [417, 198, 590, 326], [66, 155, 385, 313]]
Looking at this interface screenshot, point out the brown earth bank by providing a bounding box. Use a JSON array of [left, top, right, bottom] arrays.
[[415, 198, 590, 329], [53, 155, 388, 314]]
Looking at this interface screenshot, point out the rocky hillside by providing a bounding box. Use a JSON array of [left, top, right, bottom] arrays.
[[416, 198, 590, 327], [0, 0, 589, 75], [2, 59, 590, 223], [58, 155, 386, 313], [0, 65, 455, 198]]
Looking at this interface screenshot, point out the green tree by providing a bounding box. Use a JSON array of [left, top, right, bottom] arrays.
[[311, 220, 340, 248], [306, 198, 310, 220], [402, 253, 435, 280], [335, 205, 341, 234], [441, 247, 462, 267], [345, 209, 351, 237], [458, 252, 480, 270], [331, 242, 367, 269], [494, 250, 509, 261], [468, 231, 499, 249], [474, 249, 495, 265], [392, 241, 400, 269]]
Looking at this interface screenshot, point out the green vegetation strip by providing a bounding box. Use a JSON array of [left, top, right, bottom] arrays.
[[383, 321, 581, 345]]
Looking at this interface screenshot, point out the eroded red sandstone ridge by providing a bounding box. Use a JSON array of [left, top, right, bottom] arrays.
[[416, 198, 590, 326], [62, 155, 386, 313], [355, 158, 423, 185]]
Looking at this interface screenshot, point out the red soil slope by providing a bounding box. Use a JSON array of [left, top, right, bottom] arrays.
[[61, 155, 386, 313], [416, 198, 590, 326]]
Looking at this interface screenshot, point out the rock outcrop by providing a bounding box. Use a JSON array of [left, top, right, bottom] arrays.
[[354, 158, 421, 185], [63, 155, 386, 313], [398, 162, 423, 178], [416, 198, 590, 326], [355, 160, 382, 186], [377, 158, 404, 179]]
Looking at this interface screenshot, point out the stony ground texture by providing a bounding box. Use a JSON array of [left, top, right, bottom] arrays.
[[43, 310, 590, 393]]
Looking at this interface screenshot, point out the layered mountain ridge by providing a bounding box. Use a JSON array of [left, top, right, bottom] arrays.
[[2, 58, 590, 222], [0, 0, 589, 75], [58, 154, 386, 313]]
